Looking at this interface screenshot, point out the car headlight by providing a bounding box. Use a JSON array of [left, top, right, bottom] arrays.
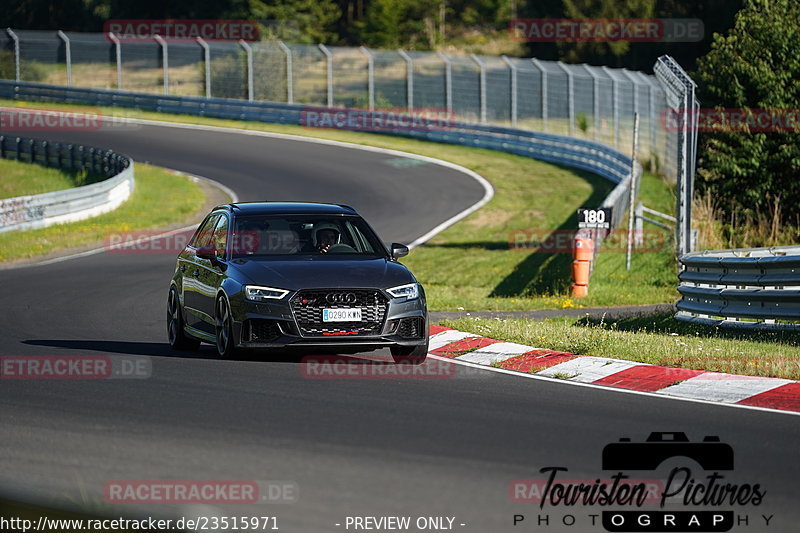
[[387, 282, 419, 301], [245, 285, 290, 301]]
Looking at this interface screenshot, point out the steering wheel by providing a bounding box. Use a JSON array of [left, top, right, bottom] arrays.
[[326, 243, 356, 253]]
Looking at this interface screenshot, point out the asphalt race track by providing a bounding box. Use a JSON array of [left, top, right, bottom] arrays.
[[1, 121, 798, 532]]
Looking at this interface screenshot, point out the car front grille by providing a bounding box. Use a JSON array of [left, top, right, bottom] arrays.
[[290, 289, 388, 336]]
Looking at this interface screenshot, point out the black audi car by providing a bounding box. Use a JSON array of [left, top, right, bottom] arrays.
[[167, 202, 428, 363]]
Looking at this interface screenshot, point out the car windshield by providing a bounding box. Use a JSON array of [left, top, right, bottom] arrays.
[[231, 214, 388, 258]]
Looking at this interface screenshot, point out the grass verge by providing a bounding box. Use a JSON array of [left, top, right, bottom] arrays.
[[441, 313, 800, 380], [0, 99, 678, 310], [0, 163, 205, 263], [0, 158, 103, 199]]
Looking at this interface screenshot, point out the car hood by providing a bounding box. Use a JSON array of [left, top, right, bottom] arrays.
[[231, 256, 415, 290]]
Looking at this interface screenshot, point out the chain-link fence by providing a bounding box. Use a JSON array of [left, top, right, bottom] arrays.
[[1, 28, 675, 174]]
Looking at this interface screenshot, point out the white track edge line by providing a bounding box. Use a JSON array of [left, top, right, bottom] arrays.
[[426, 354, 800, 418]]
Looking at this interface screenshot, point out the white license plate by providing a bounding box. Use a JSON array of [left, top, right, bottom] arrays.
[[322, 308, 362, 322]]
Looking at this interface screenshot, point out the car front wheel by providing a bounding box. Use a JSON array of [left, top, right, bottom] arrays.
[[215, 296, 238, 358]]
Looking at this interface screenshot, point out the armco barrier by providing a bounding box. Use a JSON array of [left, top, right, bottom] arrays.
[[0, 134, 134, 232], [0, 79, 638, 246], [676, 246, 800, 329]]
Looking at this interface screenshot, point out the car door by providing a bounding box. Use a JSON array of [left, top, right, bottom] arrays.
[[194, 213, 230, 333], [182, 214, 218, 331]]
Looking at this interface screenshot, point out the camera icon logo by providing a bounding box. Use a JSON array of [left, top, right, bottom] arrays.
[[602, 432, 734, 471]]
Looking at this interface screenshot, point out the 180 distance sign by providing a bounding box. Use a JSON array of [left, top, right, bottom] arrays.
[[578, 208, 612, 229]]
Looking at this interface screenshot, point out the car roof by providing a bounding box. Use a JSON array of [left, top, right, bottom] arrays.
[[212, 202, 358, 216]]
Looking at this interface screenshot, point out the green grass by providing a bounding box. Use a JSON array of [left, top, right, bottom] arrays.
[[442, 313, 800, 380], [0, 163, 205, 262], [0, 158, 103, 199], [0, 99, 678, 310]]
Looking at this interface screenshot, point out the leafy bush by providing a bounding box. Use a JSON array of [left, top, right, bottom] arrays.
[[695, 0, 800, 222]]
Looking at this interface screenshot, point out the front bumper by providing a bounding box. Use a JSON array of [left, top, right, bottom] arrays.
[[229, 288, 427, 350]]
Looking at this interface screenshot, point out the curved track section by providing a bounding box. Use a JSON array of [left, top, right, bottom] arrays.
[[0, 122, 798, 532]]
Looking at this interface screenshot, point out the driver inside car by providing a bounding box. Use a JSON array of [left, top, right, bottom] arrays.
[[313, 223, 341, 253]]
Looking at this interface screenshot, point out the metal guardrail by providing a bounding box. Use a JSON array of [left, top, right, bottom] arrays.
[[0, 134, 134, 232], [0, 80, 640, 236], [676, 247, 800, 329]]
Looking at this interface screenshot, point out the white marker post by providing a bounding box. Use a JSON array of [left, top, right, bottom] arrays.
[[626, 113, 640, 270]]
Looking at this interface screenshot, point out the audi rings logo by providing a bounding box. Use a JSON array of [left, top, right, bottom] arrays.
[[326, 293, 358, 304]]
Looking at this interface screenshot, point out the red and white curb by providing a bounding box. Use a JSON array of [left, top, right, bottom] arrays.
[[427, 325, 800, 414]]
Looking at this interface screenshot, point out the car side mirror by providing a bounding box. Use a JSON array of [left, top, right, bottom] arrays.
[[196, 244, 217, 260], [390, 243, 409, 260]]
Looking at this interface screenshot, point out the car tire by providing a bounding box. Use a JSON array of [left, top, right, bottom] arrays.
[[167, 287, 201, 351], [390, 343, 428, 365], [215, 295, 238, 358]]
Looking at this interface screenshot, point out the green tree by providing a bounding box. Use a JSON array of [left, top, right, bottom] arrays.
[[559, 0, 657, 66], [357, 0, 444, 49], [254, 0, 342, 44], [695, 0, 800, 220]]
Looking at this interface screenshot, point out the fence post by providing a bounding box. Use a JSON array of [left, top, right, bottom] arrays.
[[500, 56, 517, 127], [318, 44, 333, 107], [153, 35, 169, 95], [277, 42, 293, 104], [623, 69, 641, 155], [469, 54, 487, 123], [398, 50, 414, 114], [196, 37, 211, 98], [631, 71, 657, 160], [436, 51, 452, 115], [648, 82, 657, 159], [531, 58, 547, 132], [582, 65, 601, 141], [57, 30, 72, 86], [654, 55, 700, 258], [239, 40, 254, 101], [557, 62, 574, 136], [107, 32, 122, 90], [6, 29, 20, 81], [602, 67, 620, 148], [359, 46, 374, 110]]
